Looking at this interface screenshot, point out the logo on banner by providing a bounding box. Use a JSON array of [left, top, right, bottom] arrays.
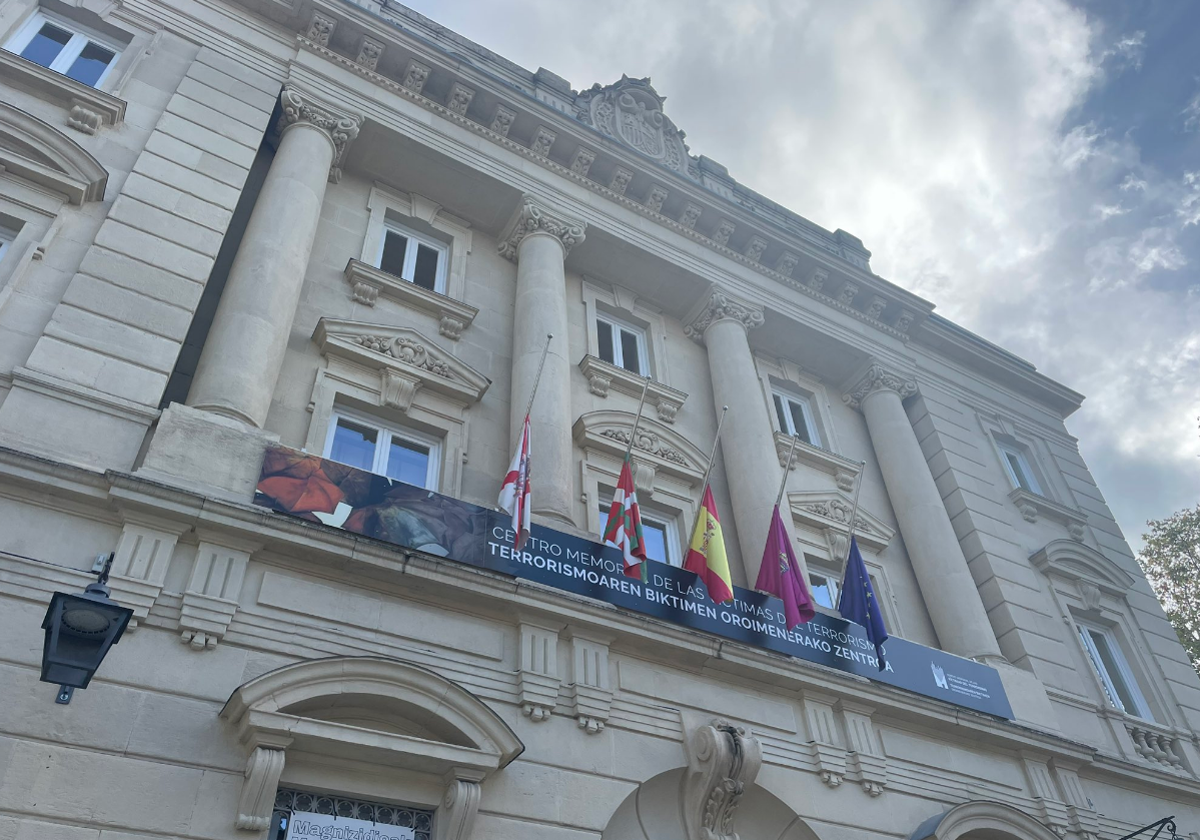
[[286, 811, 414, 840], [932, 662, 948, 689]]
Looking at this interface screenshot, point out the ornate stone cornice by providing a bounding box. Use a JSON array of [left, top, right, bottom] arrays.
[[843, 362, 918, 410], [280, 86, 362, 181], [683, 719, 763, 840], [683, 289, 764, 342], [498, 196, 587, 261]]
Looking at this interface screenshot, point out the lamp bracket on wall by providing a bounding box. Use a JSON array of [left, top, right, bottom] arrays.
[[1119, 817, 1184, 840]]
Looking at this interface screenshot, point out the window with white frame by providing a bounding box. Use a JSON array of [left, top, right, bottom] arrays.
[[595, 311, 650, 376], [773, 390, 822, 447], [1076, 620, 1153, 719], [809, 570, 841, 610], [376, 220, 448, 293], [598, 504, 678, 567], [4, 12, 121, 88], [996, 438, 1042, 494], [323, 410, 440, 489]]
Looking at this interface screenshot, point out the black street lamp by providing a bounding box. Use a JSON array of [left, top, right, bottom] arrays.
[[40, 553, 133, 704]]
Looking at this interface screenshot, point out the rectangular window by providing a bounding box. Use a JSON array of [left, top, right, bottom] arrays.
[[375, 221, 447, 293], [1076, 621, 1152, 719], [598, 505, 677, 567], [323, 411, 440, 490], [809, 572, 840, 609], [772, 390, 821, 447], [595, 312, 649, 376], [4, 12, 121, 88], [997, 440, 1042, 494]]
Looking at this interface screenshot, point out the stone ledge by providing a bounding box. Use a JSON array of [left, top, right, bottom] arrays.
[[343, 258, 478, 340], [774, 431, 861, 492], [578, 355, 687, 423], [0, 50, 126, 135], [1008, 487, 1087, 539]]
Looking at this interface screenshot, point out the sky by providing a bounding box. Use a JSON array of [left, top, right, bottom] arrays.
[[403, 0, 1200, 549]]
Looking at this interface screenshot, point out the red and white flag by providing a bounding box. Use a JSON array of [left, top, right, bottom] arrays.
[[603, 453, 648, 579], [499, 414, 532, 550]]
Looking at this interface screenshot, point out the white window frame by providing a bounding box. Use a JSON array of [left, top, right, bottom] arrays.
[[772, 389, 822, 448], [0, 225, 15, 263], [595, 310, 651, 377], [4, 11, 122, 88], [808, 569, 841, 611], [375, 219, 449, 294], [598, 503, 679, 567], [997, 439, 1042, 494], [1075, 619, 1153, 720], [322, 408, 441, 490]]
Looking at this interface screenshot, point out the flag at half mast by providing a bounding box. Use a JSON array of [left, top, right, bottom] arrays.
[[755, 504, 816, 629], [838, 535, 889, 670], [498, 413, 532, 551], [684, 485, 734, 604], [603, 452, 648, 579]]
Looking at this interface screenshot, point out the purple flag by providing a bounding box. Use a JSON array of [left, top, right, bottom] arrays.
[[755, 504, 816, 629]]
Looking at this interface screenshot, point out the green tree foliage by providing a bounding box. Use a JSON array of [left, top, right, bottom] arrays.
[[1139, 505, 1200, 675]]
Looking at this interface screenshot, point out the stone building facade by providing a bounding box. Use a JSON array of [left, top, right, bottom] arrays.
[[0, 0, 1197, 838]]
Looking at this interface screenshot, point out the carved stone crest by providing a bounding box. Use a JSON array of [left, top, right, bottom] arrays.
[[577, 76, 693, 178], [683, 719, 763, 840]]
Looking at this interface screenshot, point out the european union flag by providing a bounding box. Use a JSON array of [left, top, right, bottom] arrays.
[[837, 536, 889, 671]]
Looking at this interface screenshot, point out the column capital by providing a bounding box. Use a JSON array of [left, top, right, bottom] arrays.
[[843, 361, 917, 410], [683, 288, 764, 343], [498, 196, 587, 261], [280, 86, 362, 182]]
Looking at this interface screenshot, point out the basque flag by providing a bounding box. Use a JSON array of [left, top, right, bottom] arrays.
[[838, 536, 889, 670], [603, 453, 648, 580], [755, 504, 816, 628], [498, 413, 532, 550]]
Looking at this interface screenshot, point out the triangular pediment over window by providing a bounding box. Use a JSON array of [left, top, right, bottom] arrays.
[[787, 490, 894, 552]]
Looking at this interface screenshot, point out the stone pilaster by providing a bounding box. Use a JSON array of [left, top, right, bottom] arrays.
[[188, 87, 360, 429], [501, 196, 586, 525], [844, 360, 1003, 663], [686, 288, 803, 584]]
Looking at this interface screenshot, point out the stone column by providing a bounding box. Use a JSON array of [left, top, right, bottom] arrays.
[[686, 289, 803, 584], [188, 87, 360, 428], [845, 362, 1002, 662], [500, 197, 586, 525]]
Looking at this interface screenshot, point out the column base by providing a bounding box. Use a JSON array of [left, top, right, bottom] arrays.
[[992, 661, 1061, 733], [137, 402, 278, 503]]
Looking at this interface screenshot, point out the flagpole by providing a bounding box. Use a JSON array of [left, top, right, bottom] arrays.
[[623, 377, 651, 462], [683, 405, 729, 560], [523, 334, 554, 419], [842, 461, 867, 565], [774, 434, 799, 508]]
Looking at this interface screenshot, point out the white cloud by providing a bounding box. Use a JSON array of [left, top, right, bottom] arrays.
[[406, 0, 1198, 539]]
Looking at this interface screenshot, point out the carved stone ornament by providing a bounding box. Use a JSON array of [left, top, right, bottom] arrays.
[[570, 146, 596, 177], [67, 102, 102, 135], [498, 196, 587, 261], [355, 36, 384, 71], [609, 167, 634, 195], [447, 82, 475, 116], [279, 87, 361, 181], [576, 75, 693, 177], [712, 219, 736, 247], [491, 104, 516, 137], [435, 779, 482, 840], [305, 11, 335, 46], [236, 746, 287, 831], [775, 251, 798, 277], [895, 309, 915, 333], [355, 335, 452, 378], [402, 59, 431, 94], [600, 428, 687, 465], [531, 125, 557, 156], [645, 185, 669, 213], [838, 282, 859, 305], [843, 362, 918, 410], [866, 295, 887, 320], [810, 268, 828, 291], [683, 719, 763, 840], [680, 202, 703, 230], [745, 236, 768, 263], [684, 290, 764, 343]]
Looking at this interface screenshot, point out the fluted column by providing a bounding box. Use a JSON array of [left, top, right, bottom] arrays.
[[189, 87, 360, 427], [500, 197, 586, 525], [845, 363, 1002, 662], [686, 289, 803, 584]]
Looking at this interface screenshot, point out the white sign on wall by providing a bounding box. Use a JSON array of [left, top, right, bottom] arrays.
[[285, 811, 416, 840]]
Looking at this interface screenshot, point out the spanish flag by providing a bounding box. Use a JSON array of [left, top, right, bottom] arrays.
[[684, 485, 734, 604]]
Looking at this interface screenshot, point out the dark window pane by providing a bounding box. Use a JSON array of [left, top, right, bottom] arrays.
[[65, 41, 114, 86], [596, 320, 614, 364], [413, 243, 439, 290], [385, 438, 430, 486], [619, 328, 641, 374], [773, 394, 789, 433], [20, 23, 71, 68], [788, 400, 812, 444], [329, 419, 376, 471], [379, 230, 408, 277]]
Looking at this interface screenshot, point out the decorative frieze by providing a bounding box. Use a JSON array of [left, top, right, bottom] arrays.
[[490, 104, 516, 137], [402, 59, 431, 94], [679, 202, 703, 229], [683, 289, 764, 342], [683, 719, 762, 840], [645, 185, 669, 213], [775, 250, 798, 277], [517, 620, 562, 721], [569, 146, 596, 177], [530, 126, 557, 156], [573, 410, 707, 486], [609, 167, 634, 195], [711, 219, 736, 246], [279, 87, 361, 181], [744, 235, 768, 262], [498, 196, 587, 261], [305, 11, 336, 46], [843, 361, 918, 410], [355, 35, 384, 71], [447, 82, 475, 116]]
